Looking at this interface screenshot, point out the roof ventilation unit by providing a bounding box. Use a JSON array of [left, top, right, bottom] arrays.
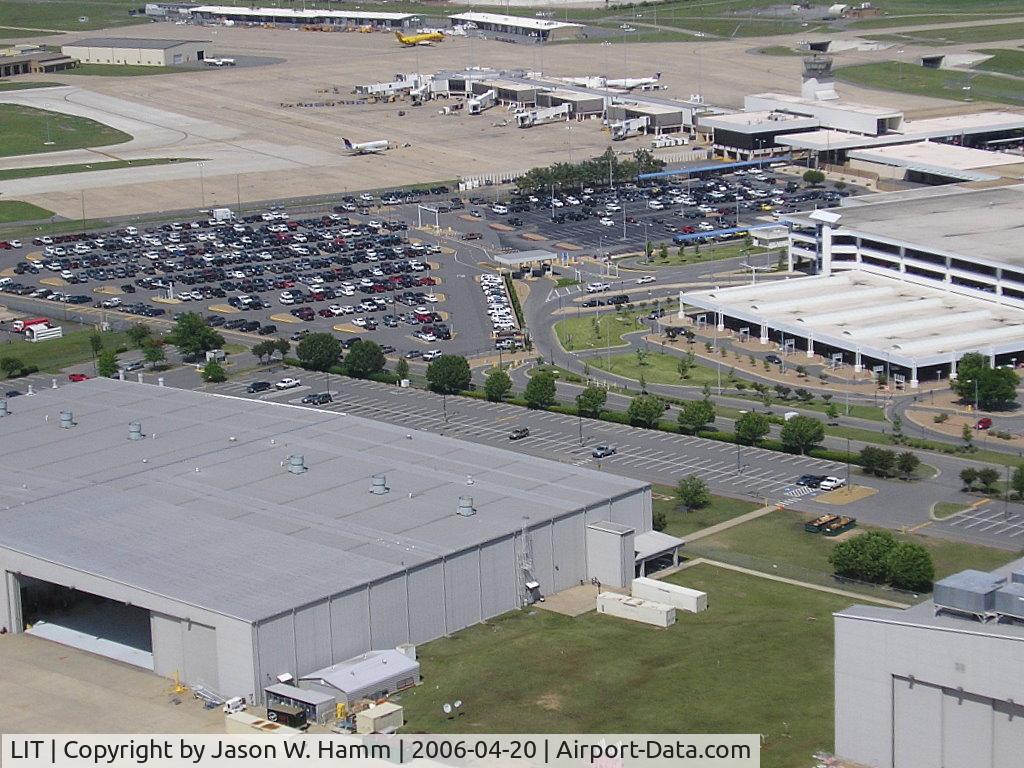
[[994, 582, 1024, 622], [0, 400, 8, 417], [128, 421, 143, 441], [287, 454, 307, 475], [456, 496, 476, 517], [59, 410, 75, 429], [370, 474, 389, 495], [934, 569, 1006, 621]]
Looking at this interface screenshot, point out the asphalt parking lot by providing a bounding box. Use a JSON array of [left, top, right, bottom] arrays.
[[454, 165, 862, 255]]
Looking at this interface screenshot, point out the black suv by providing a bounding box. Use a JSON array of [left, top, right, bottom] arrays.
[[301, 392, 333, 405], [246, 381, 272, 393]]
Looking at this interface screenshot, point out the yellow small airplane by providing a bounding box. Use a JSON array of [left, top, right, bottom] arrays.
[[395, 30, 444, 46]]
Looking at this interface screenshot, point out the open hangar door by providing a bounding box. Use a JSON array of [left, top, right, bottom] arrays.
[[19, 575, 154, 670]]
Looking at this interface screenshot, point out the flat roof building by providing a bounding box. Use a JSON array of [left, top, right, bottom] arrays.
[[188, 5, 415, 28], [700, 110, 820, 160], [834, 558, 1024, 767], [0, 50, 78, 77], [0, 379, 659, 703], [536, 89, 605, 118], [61, 38, 210, 66], [848, 141, 1024, 184], [449, 12, 582, 42]]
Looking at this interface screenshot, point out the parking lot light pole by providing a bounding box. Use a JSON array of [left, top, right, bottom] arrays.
[[197, 162, 206, 210], [576, 393, 584, 446]]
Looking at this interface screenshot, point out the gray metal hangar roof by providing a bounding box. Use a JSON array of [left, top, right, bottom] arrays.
[[0, 379, 646, 623], [65, 38, 210, 49]]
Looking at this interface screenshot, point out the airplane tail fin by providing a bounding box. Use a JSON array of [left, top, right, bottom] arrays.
[[342, 138, 353, 149], [394, 31, 405, 43], [654, 72, 662, 80]]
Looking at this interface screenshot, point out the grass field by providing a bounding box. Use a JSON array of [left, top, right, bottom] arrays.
[[0, 1, 144, 31], [590, 351, 724, 388], [836, 62, 1024, 106], [400, 564, 842, 767], [874, 21, 1024, 44], [0, 104, 131, 158], [972, 48, 1024, 77], [0, 158, 198, 182], [0, 82, 64, 92], [0, 329, 129, 374], [757, 45, 805, 56], [934, 501, 972, 520], [63, 63, 192, 77], [0, 200, 54, 224], [647, 243, 776, 268], [688, 509, 1020, 589], [652, 484, 760, 538], [554, 311, 648, 351]]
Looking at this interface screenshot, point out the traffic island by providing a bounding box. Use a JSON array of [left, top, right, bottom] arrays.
[[269, 313, 301, 324], [207, 303, 239, 314], [816, 485, 877, 505]]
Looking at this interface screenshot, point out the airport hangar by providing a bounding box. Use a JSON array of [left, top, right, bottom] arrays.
[[677, 186, 1024, 388], [60, 38, 210, 66], [186, 5, 417, 29], [0, 379, 673, 703]]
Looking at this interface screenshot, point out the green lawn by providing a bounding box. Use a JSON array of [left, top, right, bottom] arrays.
[[653, 484, 760, 538], [647, 243, 776, 268], [836, 61, 1024, 106], [934, 501, 971, 520], [0, 1, 144, 31], [758, 45, 805, 56], [0, 200, 53, 223], [0, 329, 129, 374], [555, 311, 648, 351], [0, 157, 199, 182], [720, 391, 886, 422], [688, 510, 1020, 592], [874, 20, 1024, 44], [0, 81, 65, 91], [400, 564, 842, 767], [973, 48, 1024, 77], [590, 351, 724, 387], [0, 104, 131, 158], [847, 13, 1020, 30], [63, 63, 192, 77]]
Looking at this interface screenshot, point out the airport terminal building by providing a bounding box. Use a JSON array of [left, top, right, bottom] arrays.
[[679, 186, 1024, 386], [0, 380, 663, 703]]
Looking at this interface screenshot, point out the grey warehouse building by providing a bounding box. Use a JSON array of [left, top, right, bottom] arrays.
[[835, 558, 1024, 767], [0, 379, 659, 704]]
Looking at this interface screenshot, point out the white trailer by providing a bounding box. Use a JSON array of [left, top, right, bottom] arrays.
[[25, 325, 63, 343], [631, 577, 707, 613], [468, 89, 496, 115], [611, 116, 650, 141], [596, 592, 676, 627], [652, 135, 688, 148], [212, 207, 234, 222], [516, 103, 571, 128]]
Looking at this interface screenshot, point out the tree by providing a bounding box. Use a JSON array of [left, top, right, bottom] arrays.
[[962, 423, 974, 447], [677, 398, 715, 434], [652, 508, 667, 532], [627, 394, 664, 428], [426, 354, 471, 394], [780, 415, 825, 454], [88, 329, 104, 358], [959, 467, 978, 491], [97, 349, 119, 378], [953, 352, 1020, 409], [0, 357, 24, 378], [658, 242, 668, 261], [524, 370, 557, 409], [735, 411, 770, 445], [896, 451, 920, 481], [201, 359, 227, 383], [874, 448, 897, 478], [576, 384, 607, 417], [345, 340, 385, 379], [395, 357, 410, 382], [274, 338, 291, 359], [126, 322, 151, 348], [645, 239, 654, 261], [825, 402, 839, 424], [885, 541, 935, 592], [167, 313, 224, 360], [802, 169, 825, 186], [828, 530, 897, 584], [1011, 465, 1024, 500], [252, 340, 276, 364], [675, 474, 710, 511], [142, 340, 165, 369], [296, 333, 341, 372], [977, 467, 1000, 493], [483, 367, 513, 402]]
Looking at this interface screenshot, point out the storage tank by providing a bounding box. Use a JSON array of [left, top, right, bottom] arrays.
[[596, 592, 675, 628], [631, 577, 707, 613]]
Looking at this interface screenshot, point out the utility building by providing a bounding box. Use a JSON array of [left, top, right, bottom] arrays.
[[0, 379, 662, 704], [61, 38, 210, 66]]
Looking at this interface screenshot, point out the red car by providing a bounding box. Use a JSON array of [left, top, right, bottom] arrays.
[[68, 373, 90, 382], [974, 417, 993, 430]]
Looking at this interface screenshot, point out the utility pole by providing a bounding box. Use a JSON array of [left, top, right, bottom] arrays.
[[576, 394, 584, 446]]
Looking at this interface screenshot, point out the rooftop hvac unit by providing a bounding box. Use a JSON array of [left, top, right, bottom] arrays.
[[1012, 570, 1024, 585], [370, 474, 389, 495], [456, 496, 476, 516], [59, 410, 75, 429], [128, 421, 143, 441], [934, 569, 1006, 620], [0, 400, 8, 417], [287, 455, 307, 475], [994, 582, 1024, 621]]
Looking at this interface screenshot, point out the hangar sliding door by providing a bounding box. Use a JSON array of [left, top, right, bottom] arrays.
[[892, 676, 942, 768], [182, 621, 219, 692], [942, 689, 993, 768], [406, 563, 446, 643], [993, 699, 1024, 767], [444, 550, 481, 632], [293, 600, 332, 675], [369, 575, 408, 649], [552, 515, 585, 592], [479, 536, 517, 619], [329, 589, 369, 662]]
